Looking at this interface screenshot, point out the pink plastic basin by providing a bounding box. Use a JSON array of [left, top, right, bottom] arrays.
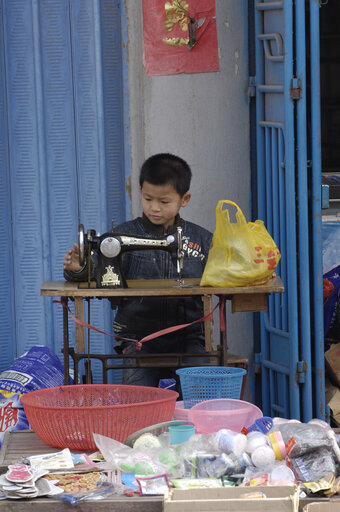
[[188, 398, 262, 434], [173, 401, 191, 422]]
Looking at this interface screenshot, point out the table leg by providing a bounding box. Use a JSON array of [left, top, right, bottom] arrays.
[[62, 297, 69, 385], [220, 296, 228, 366], [202, 294, 214, 351], [74, 296, 85, 352]]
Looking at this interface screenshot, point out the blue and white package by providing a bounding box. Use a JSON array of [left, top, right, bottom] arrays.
[[0, 345, 70, 395], [0, 346, 70, 448], [0, 391, 30, 448], [158, 378, 176, 391]]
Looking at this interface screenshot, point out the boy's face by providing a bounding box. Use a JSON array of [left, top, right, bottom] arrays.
[[141, 181, 191, 229]]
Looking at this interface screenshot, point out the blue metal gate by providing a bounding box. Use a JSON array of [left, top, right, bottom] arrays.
[[0, 0, 128, 383], [253, 0, 324, 420]]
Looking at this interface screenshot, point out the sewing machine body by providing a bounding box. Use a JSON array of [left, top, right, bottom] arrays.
[[78, 224, 184, 288]]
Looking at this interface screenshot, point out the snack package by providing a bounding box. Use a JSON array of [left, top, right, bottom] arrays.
[[171, 477, 223, 489], [55, 481, 113, 505], [243, 461, 295, 487], [289, 446, 336, 483], [303, 473, 335, 496], [28, 449, 74, 471], [135, 474, 170, 496], [0, 391, 30, 448], [44, 471, 101, 493]]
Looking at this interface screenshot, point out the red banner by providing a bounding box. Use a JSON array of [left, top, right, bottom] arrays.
[[142, 0, 219, 76]]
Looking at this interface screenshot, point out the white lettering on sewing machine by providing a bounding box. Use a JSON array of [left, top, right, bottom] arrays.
[[120, 235, 174, 247]]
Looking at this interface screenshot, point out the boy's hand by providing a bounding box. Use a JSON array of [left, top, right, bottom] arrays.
[[63, 243, 83, 272]]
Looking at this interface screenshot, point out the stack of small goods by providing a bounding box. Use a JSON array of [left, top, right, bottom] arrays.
[[0, 448, 112, 504], [3, 417, 340, 503], [0, 464, 51, 499]]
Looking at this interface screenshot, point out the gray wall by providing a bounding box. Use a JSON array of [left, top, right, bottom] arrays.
[[124, 0, 254, 397]]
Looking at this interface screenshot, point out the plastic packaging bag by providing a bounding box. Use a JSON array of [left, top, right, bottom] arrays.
[[275, 423, 331, 458], [289, 447, 336, 483], [56, 482, 114, 505], [243, 461, 295, 486], [0, 346, 69, 448], [200, 200, 281, 287], [0, 345, 69, 395], [93, 433, 181, 477]]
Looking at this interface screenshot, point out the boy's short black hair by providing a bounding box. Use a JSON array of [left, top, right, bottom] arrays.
[[139, 153, 192, 196]]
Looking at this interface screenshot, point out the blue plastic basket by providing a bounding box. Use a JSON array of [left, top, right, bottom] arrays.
[[176, 366, 247, 409]]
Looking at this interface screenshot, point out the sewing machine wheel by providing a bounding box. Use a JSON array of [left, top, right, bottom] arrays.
[[78, 224, 85, 267]]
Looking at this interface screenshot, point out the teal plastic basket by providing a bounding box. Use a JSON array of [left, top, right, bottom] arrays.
[[176, 366, 247, 409]]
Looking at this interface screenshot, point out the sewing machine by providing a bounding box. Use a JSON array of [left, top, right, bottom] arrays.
[[78, 224, 185, 288]]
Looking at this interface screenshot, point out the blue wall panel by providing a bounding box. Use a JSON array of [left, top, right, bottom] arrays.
[[101, 0, 126, 227], [0, 0, 15, 368], [100, 0, 126, 373], [37, 0, 78, 358], [0, 0, 126, 382]]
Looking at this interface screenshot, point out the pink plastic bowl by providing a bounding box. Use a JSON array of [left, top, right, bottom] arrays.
[[188, 398, 262, 434], [173, 401, 191, 421]]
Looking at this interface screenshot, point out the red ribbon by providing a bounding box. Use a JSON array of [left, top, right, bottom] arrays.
[[54, 299, 138, 344], [54, 296, 225, 350]]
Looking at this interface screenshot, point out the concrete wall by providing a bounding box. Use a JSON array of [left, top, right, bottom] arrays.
[[124, 0, 254, 397]]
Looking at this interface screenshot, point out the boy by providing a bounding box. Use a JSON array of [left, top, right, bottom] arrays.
[[63, 153, 213, 387]]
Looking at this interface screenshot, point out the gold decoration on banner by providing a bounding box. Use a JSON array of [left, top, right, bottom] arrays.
[[163, 37, 189, 46], [163, 0, 189, 46]]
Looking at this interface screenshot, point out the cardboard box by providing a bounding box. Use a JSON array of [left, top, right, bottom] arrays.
[[163, 485, 299, 512], [325, 381, 340, 425], [325, 344, 340, 388], [303, 501, 340, 511]]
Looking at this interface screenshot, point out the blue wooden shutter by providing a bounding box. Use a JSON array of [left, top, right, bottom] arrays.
[[0, 1, 15, 369], [0, 0, 127, 383]]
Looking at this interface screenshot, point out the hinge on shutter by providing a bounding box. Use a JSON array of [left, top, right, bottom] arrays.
[[254, 352, 262, 374], [290, 78, 302, 100], [248, 76, 256, 98], [296, 361, 307, 383]]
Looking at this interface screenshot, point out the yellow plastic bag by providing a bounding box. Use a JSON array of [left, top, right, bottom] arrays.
[[200, 200, 281, 287]]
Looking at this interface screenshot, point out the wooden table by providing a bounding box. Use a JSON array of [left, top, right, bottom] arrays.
[[41, 277, 284, 385]]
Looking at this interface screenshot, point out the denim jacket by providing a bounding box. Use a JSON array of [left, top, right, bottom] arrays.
[[64, 214, 212, 348]]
